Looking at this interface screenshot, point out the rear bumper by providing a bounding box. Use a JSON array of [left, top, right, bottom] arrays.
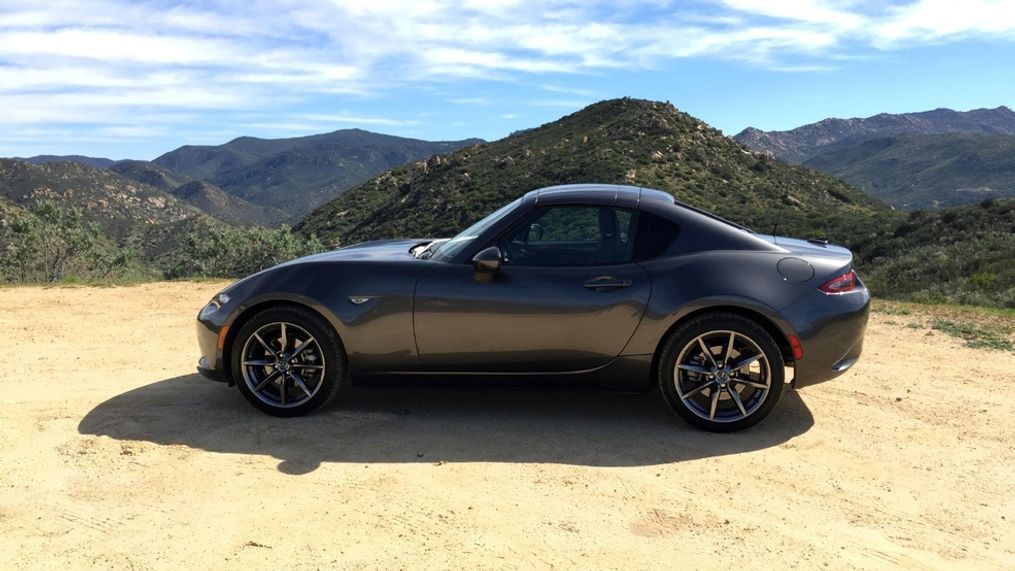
[[784, 287, 871, 388]]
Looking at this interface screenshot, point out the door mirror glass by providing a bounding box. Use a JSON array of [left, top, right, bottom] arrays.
[[472, 246, 502, 276]]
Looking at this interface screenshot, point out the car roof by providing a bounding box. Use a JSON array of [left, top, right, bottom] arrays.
[[524, 184, 674, 208]]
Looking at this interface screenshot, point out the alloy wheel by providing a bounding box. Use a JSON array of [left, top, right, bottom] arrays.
[[673, 330, 771, 423], [240, 321, 326, 408]]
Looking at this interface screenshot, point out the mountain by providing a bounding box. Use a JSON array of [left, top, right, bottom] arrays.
[[298, 98, 885, 247], [802, 133, 1015, 209], [169, 180, 288, 226], [735, 106, 1015, 164], [109, 160, 190, 193], [153, 129, 484, 217], [109, 160, 286, 225], [16, 155, 117, 169], [0, 158, 216, 244]]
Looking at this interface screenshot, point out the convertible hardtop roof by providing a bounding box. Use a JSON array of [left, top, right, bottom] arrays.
[[526, 183, 674, 208], [526, 183, 758, 237]]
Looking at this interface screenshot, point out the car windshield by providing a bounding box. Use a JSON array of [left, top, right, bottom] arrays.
[[431, 198, 522, 262]]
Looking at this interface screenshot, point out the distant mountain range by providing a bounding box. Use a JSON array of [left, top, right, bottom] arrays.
[[735, 106, 1015, 163], [150, 129, 483, 217], [802, 133, 1015, 208], [13, 129, 483, 225], [735, 106, 1015, 208], [16, 155, 117, 169]]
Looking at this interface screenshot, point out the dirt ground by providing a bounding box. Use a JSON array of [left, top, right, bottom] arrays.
[[1, 282, 1013, 569]]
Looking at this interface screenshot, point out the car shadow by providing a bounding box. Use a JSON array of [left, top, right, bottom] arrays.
[[79, 374, 814, 474]]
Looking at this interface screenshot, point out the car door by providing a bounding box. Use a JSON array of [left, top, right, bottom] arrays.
[[413, 205, 651, 372]]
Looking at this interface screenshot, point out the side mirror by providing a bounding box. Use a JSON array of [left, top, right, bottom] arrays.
[[472, 246, 502, 279]]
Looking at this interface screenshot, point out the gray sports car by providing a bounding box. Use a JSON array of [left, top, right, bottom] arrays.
[[196, 184, 869, 431]]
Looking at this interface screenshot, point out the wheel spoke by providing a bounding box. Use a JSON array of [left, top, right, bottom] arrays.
[[736, 379, 768, 390], [242, 359, 275, 367], [731, 353, 763, 371], [253, 332, 277, 356], [291, 363, 323, 370], [697, 336, 717, 368], [677, 362, 713, 374], [253, 369, 281, 392], [279, 376, 287, 405], [280, 323, 288, 352], [723, 332, 736, 364], [728, 386, 748, 417], [680, 382, 711, 400], [290, 338, 315, 358], [708, 387, 720, 419], [291, 372, 313, 397]]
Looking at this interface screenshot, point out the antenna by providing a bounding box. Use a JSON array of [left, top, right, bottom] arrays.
[[770, 196, 786, 245]]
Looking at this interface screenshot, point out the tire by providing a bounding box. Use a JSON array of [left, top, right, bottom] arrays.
[[657, 312, 784, 432], [230, 305, 346, 417]]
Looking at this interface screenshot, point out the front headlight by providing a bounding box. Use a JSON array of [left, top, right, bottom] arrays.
[[210, 293, 231, 309], [199, 293, 231, 318]]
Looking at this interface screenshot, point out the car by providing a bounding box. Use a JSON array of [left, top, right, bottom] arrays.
[[196, 184, 870, 432]]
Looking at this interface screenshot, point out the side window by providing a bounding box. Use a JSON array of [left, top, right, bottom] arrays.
[[500, 206, 636, 266], [633, 213, 681, 261]]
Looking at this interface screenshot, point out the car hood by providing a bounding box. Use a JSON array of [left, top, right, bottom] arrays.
[[283, 238, 434, 265]]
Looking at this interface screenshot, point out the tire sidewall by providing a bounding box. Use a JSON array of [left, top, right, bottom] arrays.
[[658, 313, 784, 432], [230, 306, 345, 417]]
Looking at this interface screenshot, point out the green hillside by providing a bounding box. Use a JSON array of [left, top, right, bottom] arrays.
[[299, 98, 885, 246], [855, 199, 1015, 307]]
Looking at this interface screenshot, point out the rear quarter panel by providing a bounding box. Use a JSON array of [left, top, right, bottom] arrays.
[[623, 251, 815, 356]]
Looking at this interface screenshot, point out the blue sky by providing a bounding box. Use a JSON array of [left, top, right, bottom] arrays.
[[2, 0, 1015, 160]]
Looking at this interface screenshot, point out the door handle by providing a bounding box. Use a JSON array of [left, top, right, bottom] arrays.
[[584, 277, 632, 289]]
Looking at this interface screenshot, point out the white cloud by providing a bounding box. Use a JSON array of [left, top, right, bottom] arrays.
[[3, 0, 1015, 152], [874, 0, 1015, 44]]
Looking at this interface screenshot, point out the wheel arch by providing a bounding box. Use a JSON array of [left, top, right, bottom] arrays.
[[649, 305, 795, 377], [222, 297, 345, 382]]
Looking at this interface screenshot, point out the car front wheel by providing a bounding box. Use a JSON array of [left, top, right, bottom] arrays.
[[658, 312, 784, 432], [231, 306, 345, 417]]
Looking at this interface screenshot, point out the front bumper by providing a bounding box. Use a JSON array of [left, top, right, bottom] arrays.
[[197, 356, 229, 383], [196, 311, 231, 384]]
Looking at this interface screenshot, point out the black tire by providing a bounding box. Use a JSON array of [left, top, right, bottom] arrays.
[[230, 305, 346, 417], [657, 312, 784, 432]]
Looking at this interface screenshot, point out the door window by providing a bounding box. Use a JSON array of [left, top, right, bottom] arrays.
[[499, 206, 636, 266]]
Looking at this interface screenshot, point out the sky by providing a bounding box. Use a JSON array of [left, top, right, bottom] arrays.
[[2, 0, 1015, 160]]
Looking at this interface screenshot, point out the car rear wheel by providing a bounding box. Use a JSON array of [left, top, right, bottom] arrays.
[[658, 312, 784, 432], [231, 306, 345, 417]]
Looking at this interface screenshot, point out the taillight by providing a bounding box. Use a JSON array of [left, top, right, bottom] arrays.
[[819, 269, 860, 294]]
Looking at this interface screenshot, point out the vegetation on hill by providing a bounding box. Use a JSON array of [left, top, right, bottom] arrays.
[[169, 181, 289, 226], [299, 98, 884, 247], [802, 133, 1015, 209], [0, 161, 323, 283], [854, 199, 1015, 307], [0, 200, 144, 283], [0, 158, 204, 242], [109, 160, 190, 193]]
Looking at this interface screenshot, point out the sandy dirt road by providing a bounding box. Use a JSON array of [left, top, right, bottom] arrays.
[[1, 282, 1013, 569]]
